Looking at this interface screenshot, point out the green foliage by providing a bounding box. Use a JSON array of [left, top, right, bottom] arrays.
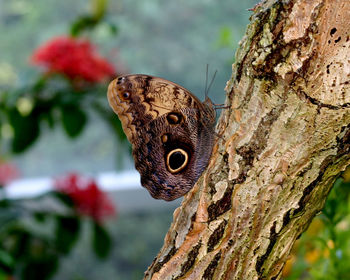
[[0, 192, 113, 280], [60, 105, 87, 138], [0, 0, 127, 160], [0, 74, 126, 155], [55, 216, 81, 254], [0, 248, 14, 273], [215, 26, 235, 49], [284, 179, 350, 280], [70, 0, 117, 37], [71, 16, 101, 37], [71, 16, 118, 37], [8, 107, 40, 153], [92, 221, 112, 259], [21, 256, 58, 280], [53, 207, 175, 280]]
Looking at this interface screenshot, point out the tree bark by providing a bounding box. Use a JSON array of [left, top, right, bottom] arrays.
[[144, 0, 350, 279]]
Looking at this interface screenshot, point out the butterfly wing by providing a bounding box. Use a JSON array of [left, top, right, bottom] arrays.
[[107, 74, 216, 200]]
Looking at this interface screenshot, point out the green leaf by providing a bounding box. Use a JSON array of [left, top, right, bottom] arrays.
[[40, 108, 55, 129], [107, 22, 118, 35], [6, 227, 31, 259], [0, 272, 8, 280], [0, 249, 14, 271], [55, 216, 80, 255], [51, 191, 75, 208], [8, 108, 40, 153], [33, 212, 46, 223], [92, 221, 111, 259], [60, 105, 87, 138], [21, 256, 58, 280], [32, 76, 48, 92], [70, 16, 99, 37], [0, 208, 22, 236], [92, 0, 107, 19], [215, 26, 234, 48]]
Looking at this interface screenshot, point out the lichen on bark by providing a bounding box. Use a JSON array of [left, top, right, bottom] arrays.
[[144, 0, 350, 279]]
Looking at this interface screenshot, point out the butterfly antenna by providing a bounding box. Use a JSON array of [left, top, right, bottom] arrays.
[[206, 69, 217, 98], [204, 64, 209, 98]]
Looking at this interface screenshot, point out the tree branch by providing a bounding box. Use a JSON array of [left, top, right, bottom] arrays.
[[144, 0, 350, 279]]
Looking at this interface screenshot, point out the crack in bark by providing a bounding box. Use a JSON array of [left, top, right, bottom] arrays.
[[298, 90, 350, 109], [336, 123, 350, 155], [207, 220, 228, 253], [294, 124, 350, 217], [209, 153, 230, 198], [294, 155, 334, 216], [202, 251, 222, 280], [188, 212, 197, 232], [152, 244, 178, 273], [208, 103, 287, 222], [250, 2, 295, 79], [174, 242, 202, 279], [236, 103, 287, 177], [208, 181, 217, 197], [208, 187, 233, 222], [234, 2, 275, 83], [255, 221, 277, 276]]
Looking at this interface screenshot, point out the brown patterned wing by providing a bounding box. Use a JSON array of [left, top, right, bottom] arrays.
[[107, 74, 216, 200], [108, 75, 212, 143]]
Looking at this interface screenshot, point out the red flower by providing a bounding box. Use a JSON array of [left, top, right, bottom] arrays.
[[31, 36, 116, 83], [54, 173, 116, 222], [0, 161, 19, 187]]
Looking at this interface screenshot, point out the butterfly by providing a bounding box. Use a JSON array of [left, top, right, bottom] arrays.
[[107, 74, 216, 201]]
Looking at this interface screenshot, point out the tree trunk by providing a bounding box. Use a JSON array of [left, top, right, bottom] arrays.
[[144, 0, 350, 279]]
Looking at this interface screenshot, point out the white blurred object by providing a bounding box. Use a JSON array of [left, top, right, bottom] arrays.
[[6, 170, 140, 199], [5, 170, 181, 211]]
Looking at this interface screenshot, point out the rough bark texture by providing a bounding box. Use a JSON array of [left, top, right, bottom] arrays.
[[144, 0, 350, 279]]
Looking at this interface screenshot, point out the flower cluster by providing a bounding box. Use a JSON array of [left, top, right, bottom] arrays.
[[54, 173, 116, 222], [31, 36, 116, 83], [0, 161, 19, 187]]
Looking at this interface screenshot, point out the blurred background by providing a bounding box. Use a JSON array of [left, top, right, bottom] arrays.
[[1, 0, 350, 279]]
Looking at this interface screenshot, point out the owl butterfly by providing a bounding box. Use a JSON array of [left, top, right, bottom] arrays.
[[107, 74, 216, 201]]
